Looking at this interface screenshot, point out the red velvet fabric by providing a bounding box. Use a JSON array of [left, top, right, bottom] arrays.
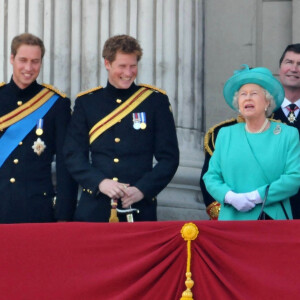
[[0, 220, 299, 299]]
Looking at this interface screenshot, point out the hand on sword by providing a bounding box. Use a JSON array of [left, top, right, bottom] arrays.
[[99, 179, 129, 199], [121, 186, 144, 208]]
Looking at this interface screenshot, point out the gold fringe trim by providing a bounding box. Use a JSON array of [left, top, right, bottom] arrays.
[[269, 116, 282, 123], [204, 117, 238, 156], [204, 115, 280, 156], [180, 223, 199, 300], [42, 83, 66, 98], [139, 83, 166, 95], [76, 86, 103, 98], [0, 82, 6, 88]]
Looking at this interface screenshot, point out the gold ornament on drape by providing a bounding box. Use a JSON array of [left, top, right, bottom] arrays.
[[180, 223, 199, 300]]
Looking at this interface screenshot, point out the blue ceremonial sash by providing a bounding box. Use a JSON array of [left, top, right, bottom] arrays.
[[0, 94, 59, 167]]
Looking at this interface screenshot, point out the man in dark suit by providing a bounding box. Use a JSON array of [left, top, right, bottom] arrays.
[[63, 35, 179, 222], [0, 33, 77, 223], [200, 43, 300, 220], [273, 44, 300, 218]]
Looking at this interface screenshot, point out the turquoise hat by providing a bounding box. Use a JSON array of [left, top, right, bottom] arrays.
[[223, 64, 285, 111]]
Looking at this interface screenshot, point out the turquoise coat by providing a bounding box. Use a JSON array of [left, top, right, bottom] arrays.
[[203, 122, 300, 220]]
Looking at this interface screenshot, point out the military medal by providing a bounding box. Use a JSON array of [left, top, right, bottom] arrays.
[[287, 104, 299, 123], [132, 113, 141, 130], [140, 112, 147, 130], [288, 112, 296, 123], [35, 118, 44, 136], [32, 138, 46, 155], [273, 124, 281, 135]]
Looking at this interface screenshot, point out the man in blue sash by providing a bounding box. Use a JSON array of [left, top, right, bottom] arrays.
[[0, 33, 77, 223], [64, 35, 179, 222]]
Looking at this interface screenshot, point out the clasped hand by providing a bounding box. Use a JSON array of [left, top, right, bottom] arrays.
[[225, 190, 262, 212], [99, 179, 144, 208]]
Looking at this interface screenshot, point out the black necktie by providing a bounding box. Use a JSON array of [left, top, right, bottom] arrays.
[[287, 104, 298, 123]]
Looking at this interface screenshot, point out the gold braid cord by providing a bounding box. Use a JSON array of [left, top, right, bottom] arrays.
[[138, 83, 166, 95], [41, 83, 67, 98], [76, 85, 103, 98], [180, 223, 199, 300]]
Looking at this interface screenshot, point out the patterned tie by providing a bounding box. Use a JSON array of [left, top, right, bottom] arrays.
[[287, 104, 299, 123]]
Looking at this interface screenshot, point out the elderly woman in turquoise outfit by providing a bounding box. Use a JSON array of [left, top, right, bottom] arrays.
[[203, 65, 300, 220]]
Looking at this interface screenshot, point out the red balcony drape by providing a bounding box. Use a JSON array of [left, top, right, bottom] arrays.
[[0, 220, 299, 300]]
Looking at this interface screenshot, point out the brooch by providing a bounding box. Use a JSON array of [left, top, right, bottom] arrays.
[[32, 138, 46, 155], [273, 124, 281, 135]]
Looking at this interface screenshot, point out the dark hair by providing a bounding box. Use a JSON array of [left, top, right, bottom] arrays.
[[102, 35, 143, 63], [11, 33, 45, 59], [279, 44, 300, 66]]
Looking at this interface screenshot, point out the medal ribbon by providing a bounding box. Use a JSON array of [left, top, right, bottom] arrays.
[[89, 87, 153, 144]]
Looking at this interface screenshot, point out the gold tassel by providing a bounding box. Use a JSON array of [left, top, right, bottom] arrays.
[[109, 208, 119, 223], [109, 199, 119, 223], [180, 223, 199, 300]]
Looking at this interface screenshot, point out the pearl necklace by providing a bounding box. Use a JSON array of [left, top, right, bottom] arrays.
[[245, 119, 269, 134]]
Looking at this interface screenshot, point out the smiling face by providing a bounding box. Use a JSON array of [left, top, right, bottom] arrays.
[[279, 51, 300, 90], [238, 83, 270, 120], [10, 44, 42, 89], [105, 51, 138, 89]]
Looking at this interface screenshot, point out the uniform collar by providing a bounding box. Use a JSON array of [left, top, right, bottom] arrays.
[[8, 77, 40, 98], [105, 81, 139, 99]]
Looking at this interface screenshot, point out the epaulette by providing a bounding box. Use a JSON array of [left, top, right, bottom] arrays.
[[139, 83, 166, 95], [0, 82, 6, 88], [42, 83, 66, 98], [269, 114, 282, 123], [76, 86, 103, 98], [204, 116, 245, 156]]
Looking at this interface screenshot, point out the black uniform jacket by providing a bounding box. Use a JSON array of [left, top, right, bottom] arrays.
[[273, 108, 300, 219], [64, 82, 179, 222], [0, 79, 78, 223]]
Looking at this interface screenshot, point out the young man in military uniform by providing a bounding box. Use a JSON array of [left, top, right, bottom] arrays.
[[0, 33, 77, 223], [200, 44, 300, 220], [64, 34, 179, 222]]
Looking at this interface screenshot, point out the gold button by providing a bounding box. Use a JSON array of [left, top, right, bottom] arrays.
[[13, 159, 19, 164], [115, 138, 120, 143], [44, 192, 47, 196], [19, 141, 23, 145], [116, 99, 122, 104], [112, 177, 118, 181], [82, 188, 86, 191], [10, 178, 16, 183], [17, 101, 23, 106], [114, 158, 119, 163]]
